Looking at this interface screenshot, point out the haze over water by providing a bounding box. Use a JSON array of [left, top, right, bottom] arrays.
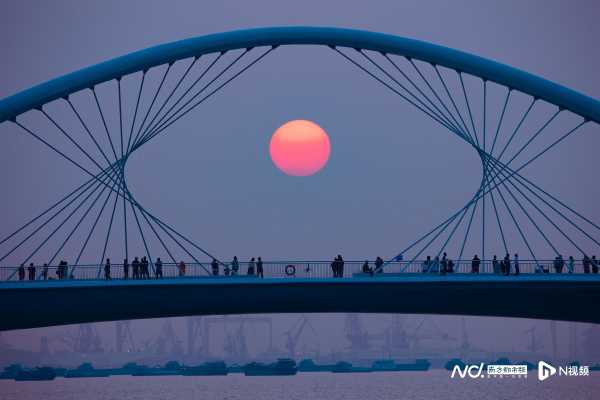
[[1, 372, 598, 400]]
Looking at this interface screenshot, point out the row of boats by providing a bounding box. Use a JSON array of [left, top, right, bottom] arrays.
[[1, 358, 431, 381]]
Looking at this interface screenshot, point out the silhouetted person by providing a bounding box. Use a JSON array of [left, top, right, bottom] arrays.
[[503, 253, 511, 276], [362, 260, 372, 276], [28, 263, 36, 281], [441, 253, 448, 275], [123, 258, 129, 280], [155, 257, 163, 279], [492, 255, 499, 274], [337, 255, 345, 278], [211, 258, 219, 276], [224, 263, 230, 276], [331, 257, 337, 277], [374, 257, 384, 274], [142, 256, 150, 279], [553, 255, 564, 274], [567, 256, 575, 274], [104, 258, 111, 280], [178, 260, 186, 277], [513, 253, 520, 276], [471, 255, 480, 274], [447, 258, 454, 273], [422, 256, 431, 273], [583, 255, 591, 274], [42, 263, 48, 280], [248, 258, 255, 275], [592, 256, 599, 274], [132, 257, 140, 279], [256, 257, 264, 278], [231, 256, 239, 276]]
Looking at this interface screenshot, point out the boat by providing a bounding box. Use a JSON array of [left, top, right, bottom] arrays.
[[14, 367, 56, 381], [0, 364, 23, 379], [394, 359, 431, 371], [64, 363, 110, 378], [243, 358, 297, 376], [183, 361, 228, 376], [297, 359, 335, 372], [331, 361, 372, 373], [132, 361, 183, 376]]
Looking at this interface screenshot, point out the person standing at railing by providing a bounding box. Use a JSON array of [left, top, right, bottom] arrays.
[[422, 256, 431, 273], [104, 258, 112, 280], [155, 258, 163, 279], [362, 260, 372, 276], [211, 259, 219, 276], [17, 264, 25, 281], [247, 258, 255, 275], [567, 256, 575, 273], [513, 254, 520, 276], [471, 255, 480, 274], [591, 256, 599, 274], [141, 257, 149, 279], [374, 257, 384, 274], [338, 255, 345, 278], [583, 255, 591, 273], [27, 263, 36, 281], [440, 253, 448, 275], [492, 255, 499, 274], [132, 257, 140, 279], [231, 256, 239, 276], [503, 254, 511, 276], [447, 258, 454, 273], [330, 257, 337, 277], [178, 260, 186, 277], [42, 263, 48, 280], [553, 255, 564, 274], [256, 257, 264, 278], [123, 258, 129, 280]]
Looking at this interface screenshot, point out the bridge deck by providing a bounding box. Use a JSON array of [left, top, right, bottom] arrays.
[[1, 274, 599, 330]]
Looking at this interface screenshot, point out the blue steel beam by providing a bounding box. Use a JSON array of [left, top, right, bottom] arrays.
[[1, 27, 599, 123]]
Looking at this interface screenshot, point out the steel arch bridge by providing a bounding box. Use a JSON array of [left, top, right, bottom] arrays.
[[1, 26, 599, 280]]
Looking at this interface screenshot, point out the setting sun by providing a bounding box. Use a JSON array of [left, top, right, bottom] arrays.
[[269, 119, 331, 176]]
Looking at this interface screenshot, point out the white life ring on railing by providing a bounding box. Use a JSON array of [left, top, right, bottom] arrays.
[[285, 264, 296, 276]]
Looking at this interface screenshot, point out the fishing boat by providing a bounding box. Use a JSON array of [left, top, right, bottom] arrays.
[[243, 358, 297, 376]]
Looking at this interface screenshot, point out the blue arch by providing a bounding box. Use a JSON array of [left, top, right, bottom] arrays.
[[1, 26, 599, 123]]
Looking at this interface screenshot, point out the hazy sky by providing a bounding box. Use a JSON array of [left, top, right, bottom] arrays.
[[1, 0, 599, 358]]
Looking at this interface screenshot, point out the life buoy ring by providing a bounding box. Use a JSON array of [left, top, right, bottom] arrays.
[[285, 264, 296, 276]]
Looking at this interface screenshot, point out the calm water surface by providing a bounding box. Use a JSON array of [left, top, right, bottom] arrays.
[[0, 371, 598, 400]]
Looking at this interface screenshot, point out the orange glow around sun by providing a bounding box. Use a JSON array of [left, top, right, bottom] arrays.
[[269, 120, 331, 177]]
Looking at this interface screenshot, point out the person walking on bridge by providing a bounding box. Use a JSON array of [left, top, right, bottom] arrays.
[[211, 258, 219, 276], [42, 263, 48, 280], [492, 255, 499, 274], [374, 257, 384, 274], [513, 253, 520, 276], [142, 256, 150, 279], [104, 258, 112, 280], [592, 256, 599, 274], [155, 257, 163, 279], [256, 257, 264, 278], [178, 260, 186, 277]]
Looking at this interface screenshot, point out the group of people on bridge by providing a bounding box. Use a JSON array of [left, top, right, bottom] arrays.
[[12, 252, 600, 282]]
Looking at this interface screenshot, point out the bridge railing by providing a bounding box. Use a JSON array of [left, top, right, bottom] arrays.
[[0, 258, 594, 282]]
